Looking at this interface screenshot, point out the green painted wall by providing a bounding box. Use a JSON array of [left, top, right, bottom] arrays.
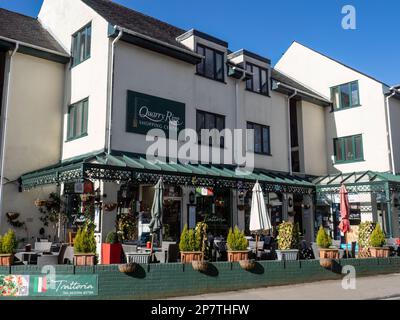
[[2, 258, 400, 300]]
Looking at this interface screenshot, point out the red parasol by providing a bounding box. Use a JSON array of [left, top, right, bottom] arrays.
[[339, 184, 351, 257], [339, 184, 351, 234]]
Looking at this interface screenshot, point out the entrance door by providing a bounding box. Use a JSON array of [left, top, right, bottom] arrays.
[[163, 199, 182, 242]]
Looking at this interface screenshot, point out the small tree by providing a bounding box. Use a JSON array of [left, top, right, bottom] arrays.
[[1, 230, 17, 254], [179, 225, 191, 251], [227, 226, 248, 251], [74, 226, 96, 254], [105, 231, 120, 244], [370, 224, 386, 248], [316, 226, 332, 249], [38, 192, 67, 241]]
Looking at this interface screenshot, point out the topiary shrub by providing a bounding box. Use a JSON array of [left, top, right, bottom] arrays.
[[316, 226, 332, 249], [195, 222, 209, 258], [74, 226, 96, 254], [179, 225, 191, 251], [370, 224, 386, 248], [105, 231, 119, 244], [1, 230, 17, 254], [358, 221, 375, 248], [227, 226, 248, 251], [277, 221, 300, 250]]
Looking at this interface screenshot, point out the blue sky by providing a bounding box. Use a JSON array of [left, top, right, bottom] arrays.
[[1, 0, 399, 85]]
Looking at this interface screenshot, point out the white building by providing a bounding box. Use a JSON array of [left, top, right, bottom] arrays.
[[276, 41, 400, 239], [2, 0, 398, 251]]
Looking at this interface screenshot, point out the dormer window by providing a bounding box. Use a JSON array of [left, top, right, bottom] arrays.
[[196, 44, 224, 82], [246, 62, 268, 96]]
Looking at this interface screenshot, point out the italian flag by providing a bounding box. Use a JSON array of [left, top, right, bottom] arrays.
[[33, 276, 47, 293]]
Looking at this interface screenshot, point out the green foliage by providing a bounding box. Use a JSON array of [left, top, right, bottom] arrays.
[[316, 226, 332, 249], [195, 222, 209, 257], [227, 226, 248, 251], [277, 221, 300, 250], [105, 231, 119, 244], [358, 221, 375, 248], [370, 224, 386, 248], [1, 230, 17, 254], [179, 225, 191, 251], [74, 226, 96, 254], [179, 224, 206, 252]]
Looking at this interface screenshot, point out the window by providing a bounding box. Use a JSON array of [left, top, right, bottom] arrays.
[[247, 122, 271, 155], [71, 23, 92, 67], [196, 110, 225, 147], [331, 81, 360, 110], [333, 134, 363, 163], [196, 44, 224, 82], [246, 63, 269, 95], [67, 98, 89, 141]]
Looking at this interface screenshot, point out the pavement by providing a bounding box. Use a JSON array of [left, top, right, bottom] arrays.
[[168, 273, 400, 300]]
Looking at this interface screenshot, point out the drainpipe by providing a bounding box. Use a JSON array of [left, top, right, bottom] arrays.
[[106, 28, 123, 155], [0, 43, 19, 219], [385, 89, 397, 175]]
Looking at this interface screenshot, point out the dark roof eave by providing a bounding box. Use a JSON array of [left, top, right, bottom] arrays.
[[0, 38, 70, 64], [272, 80, 332, 107], [110, 26, 202, 65]]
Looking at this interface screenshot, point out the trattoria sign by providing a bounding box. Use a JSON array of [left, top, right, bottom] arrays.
[[0, 274, 98, 297], [126, 90, 185, 135]]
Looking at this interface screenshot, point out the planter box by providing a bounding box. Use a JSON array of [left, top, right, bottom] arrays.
[[101, 243, 122, 264], [74, 254, 96, 266], [227, 250, 249, 262], [0, 254, 14, 266], [319, 248, 339, 259], [276, 249, 299, 261], [180, 252, 203, 263], [370, 247, 390, 258]]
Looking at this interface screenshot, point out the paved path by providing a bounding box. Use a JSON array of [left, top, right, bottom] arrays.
[[169, 274, 400, 300]]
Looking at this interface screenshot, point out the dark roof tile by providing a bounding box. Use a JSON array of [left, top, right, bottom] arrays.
[[0, 8, 67, 55]]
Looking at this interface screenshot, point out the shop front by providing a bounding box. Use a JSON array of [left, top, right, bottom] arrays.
[[314, 171, 400, 242], [20, 152, 316, 251]]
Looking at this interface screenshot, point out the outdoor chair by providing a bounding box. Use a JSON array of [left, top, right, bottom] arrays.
[[159, 242, 178, 263], [63, 246, 75, 264], [213, 241, 227, 261], [34, 241, 52, 253], [122, 244, 138, 263]]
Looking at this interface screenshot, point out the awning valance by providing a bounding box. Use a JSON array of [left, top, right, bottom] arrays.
[[314, 171, 400, 194], [20, 152, 315, 194]]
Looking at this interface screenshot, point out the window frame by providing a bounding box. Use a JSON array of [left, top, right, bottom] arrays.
[[196, 109, 226, 148], [245, 62, 269, 96], [66, 98, 89, 142], [333, 134, 364, 164], [196, 44, 225, 83], [71, 22, 92, 68], [330, 80, 360, 111], [247, 121, 271, 155]]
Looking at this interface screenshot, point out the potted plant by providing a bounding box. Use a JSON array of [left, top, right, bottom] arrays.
[[227, 226, 249, 262], [179, 225, 203, 263], [276, 221, 300, 261], [316, 226, 339, 259], [369, 224, 390, 258], [101, 231, 122, 264], [73, 226, 97, 266], [0, 230, 17, 266]]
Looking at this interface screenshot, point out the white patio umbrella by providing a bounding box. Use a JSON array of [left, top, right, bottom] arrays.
[[249, 181, 272, 255]]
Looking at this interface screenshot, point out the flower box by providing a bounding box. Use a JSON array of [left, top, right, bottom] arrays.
[[369, 247, 390, 258], [101, 243, 122, 264], [180, 251, 203, 263], [319, 248, 339, 259], [0, 254, 14, 266], [227, 250, 249, 262], [74, 254, 95, 266]]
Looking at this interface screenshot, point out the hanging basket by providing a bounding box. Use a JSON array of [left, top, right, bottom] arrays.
[[319, 258, 333, 269], [239, 259, 256, 271], [118, 263, 137, 274], [80, 194, 93, 202], [104, 203, 118, 212], [34, 199, 47, 207], [192, 260, 208, 272]]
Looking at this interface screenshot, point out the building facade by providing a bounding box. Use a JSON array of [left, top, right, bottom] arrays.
[[1, 0, 399, 254]]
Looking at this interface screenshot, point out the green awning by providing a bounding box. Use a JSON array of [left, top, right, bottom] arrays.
[[20, 152, 315, 194]]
